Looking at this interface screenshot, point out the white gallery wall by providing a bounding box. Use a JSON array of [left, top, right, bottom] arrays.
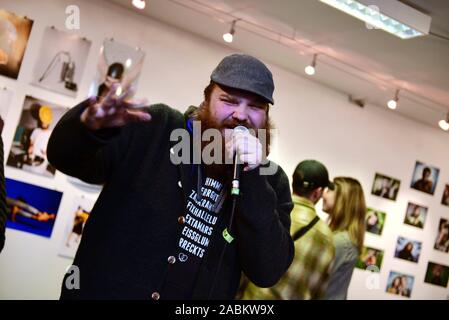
[[0, 0, 448, 300]]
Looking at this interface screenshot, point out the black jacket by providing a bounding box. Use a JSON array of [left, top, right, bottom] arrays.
[[47, 100, 294, 299], [0, 135, 6, 253]]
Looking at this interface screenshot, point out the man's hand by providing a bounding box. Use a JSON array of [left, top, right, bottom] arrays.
[[81, 83, 151, 130], [225, 129, 263, 172]]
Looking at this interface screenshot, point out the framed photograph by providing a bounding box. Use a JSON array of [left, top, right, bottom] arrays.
[[0, 87, 13, 130], [371, 173, 400, 201], [0, 9, 33, 79], [5, 178, 62, 238], [30, 26, 91, 97], [355, 246, 384, 272], [424, 262, 449, 288], [6, 95, 68, 178], [386, 271, 414, 298], [58, 195, 95, 259], [403, 202, 427, 229], [434, 218, 449, 253], [365, 208, 386, 235], [88, 38, 145, 99], [441, 184, 449, 207], [394, 236, 422, 263], [410, 161, 439, 195]]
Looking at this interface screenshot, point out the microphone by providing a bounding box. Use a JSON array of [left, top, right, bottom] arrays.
[[231, 125, 248, 196]]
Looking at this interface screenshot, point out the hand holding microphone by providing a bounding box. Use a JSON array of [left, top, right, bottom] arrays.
[[226, 125, 263, 172]]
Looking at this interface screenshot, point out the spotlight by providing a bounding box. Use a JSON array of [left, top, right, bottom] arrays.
[[439, 113, 449, 131], [223, 20, 237, 43], [387, 99, 397, 109], [387, 89, 399, 110], [305, 54, 317, 76], [132, 0, 146, 10]]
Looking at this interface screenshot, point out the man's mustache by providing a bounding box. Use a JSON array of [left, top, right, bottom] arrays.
[[221, 120, 253, 130]]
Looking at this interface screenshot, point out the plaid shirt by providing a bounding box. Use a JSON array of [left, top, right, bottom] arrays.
[[241, 195, 335, 300]]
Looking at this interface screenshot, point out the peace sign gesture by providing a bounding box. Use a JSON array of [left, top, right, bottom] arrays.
[[81, 83, 151, 130]]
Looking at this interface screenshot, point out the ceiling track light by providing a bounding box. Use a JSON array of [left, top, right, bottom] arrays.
[[223, 19, 238, 43], [132, 0, 146, 10], [439, 112, 449, 131], [305, 54, 318, 76], [387, 89, 400, 110]]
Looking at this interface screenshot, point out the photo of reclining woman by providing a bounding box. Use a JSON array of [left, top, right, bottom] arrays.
[[5, 178, 62, 238]]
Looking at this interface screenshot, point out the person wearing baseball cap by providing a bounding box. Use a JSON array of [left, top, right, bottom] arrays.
[[242, 159, 336, 300], [48, 53, 294, 300], [27, 105, 53, 167], [292, 160, 335, 192]]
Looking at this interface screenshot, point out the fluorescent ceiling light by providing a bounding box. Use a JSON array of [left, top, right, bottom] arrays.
[[320, 0, 431, 39]]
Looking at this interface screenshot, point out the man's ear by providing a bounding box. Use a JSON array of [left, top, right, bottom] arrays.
[[311, 187, 323, 203]]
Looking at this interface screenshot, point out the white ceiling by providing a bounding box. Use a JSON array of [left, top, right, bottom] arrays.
[[108, 0, 449, 129]]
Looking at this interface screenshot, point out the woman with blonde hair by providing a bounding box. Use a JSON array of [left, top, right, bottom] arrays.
[[322, 177, 366, 299]]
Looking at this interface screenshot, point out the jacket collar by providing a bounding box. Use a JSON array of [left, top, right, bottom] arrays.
[[292, 195, 315, 210], [292, 195, 317, 221]]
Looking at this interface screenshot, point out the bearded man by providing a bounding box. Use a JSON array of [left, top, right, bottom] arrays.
[[48, 54, 294, 300]]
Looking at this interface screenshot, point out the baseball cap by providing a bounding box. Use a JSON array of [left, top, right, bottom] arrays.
[[210, 54, 275, 104], [293, 160, 335, 190]]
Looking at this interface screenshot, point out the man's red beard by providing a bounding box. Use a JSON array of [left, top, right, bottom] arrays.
[[193, 103, 273, 183]]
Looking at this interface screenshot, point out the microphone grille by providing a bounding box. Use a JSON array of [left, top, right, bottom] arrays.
[[233, 125, 249, 135]]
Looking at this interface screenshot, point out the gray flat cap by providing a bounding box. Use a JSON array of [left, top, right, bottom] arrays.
[[210, 54, 275, 104]]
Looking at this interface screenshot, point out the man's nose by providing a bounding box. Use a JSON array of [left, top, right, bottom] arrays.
[[232, 105, 248, 122]]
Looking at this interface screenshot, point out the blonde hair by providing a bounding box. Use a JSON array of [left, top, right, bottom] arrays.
[[328, 177, 366, 252]]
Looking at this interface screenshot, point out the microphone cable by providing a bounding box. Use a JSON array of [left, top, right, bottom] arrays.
[[208, 127, 247, 299], [207, 183, 240, 299]]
